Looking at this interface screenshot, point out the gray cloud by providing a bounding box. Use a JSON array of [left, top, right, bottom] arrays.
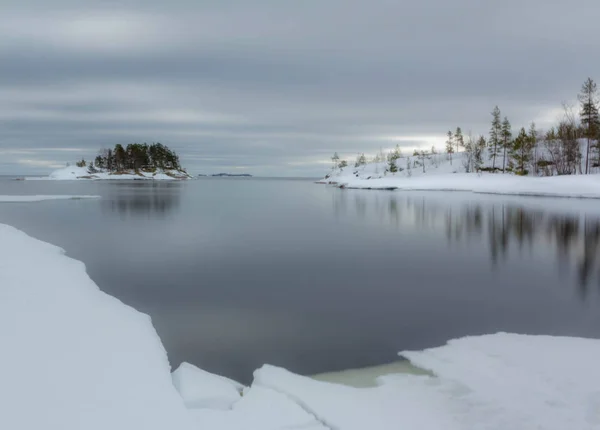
[[1, 0, 599, 175]]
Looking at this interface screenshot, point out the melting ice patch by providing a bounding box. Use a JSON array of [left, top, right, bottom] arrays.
[[0, 195, 100, 202]]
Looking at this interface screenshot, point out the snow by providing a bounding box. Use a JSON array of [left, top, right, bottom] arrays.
[[3, 215, 600, 430], [0, 223, 194, 430], [188, 385, 328, 430], [172, 362, 243, 410], [0, 195, 100, 202], [339, 172, 600, 198], [25, 165, 191, 181], [252, 334, 600, 430], [402, 333, 600, 430], [255, 364, 456, 430], [321, 151, 600, 198]]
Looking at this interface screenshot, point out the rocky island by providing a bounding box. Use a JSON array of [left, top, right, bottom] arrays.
[[27, 143, 191, 180]]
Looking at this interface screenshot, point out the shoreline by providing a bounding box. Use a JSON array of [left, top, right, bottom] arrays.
[[319, 172, 600, 199]]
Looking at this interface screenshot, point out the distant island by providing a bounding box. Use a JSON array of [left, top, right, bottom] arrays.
[[27, 143, 192, 181], [205, 173, 253, 177]]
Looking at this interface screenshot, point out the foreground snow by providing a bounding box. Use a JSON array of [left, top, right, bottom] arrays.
[[0, 223, 195, 430], [25, 165, 191, 181], [3, 219, 600, 430], [403, 333, 600, 430], [0, 195, 100, 202]]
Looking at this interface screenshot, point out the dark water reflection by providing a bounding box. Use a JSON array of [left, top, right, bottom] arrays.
[[101, 182, 182, 217], [1, 179, 599, 383], [338, 191, 600, 299]]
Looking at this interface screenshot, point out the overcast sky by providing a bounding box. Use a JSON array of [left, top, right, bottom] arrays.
[[1, 0, 599, 176]]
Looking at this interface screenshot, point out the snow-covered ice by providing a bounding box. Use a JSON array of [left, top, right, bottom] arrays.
[[172, 362, 243, 410], [402, 333, 600, 430], [0, 223, 194, 430], [188, 385, 328, 430], [0, 195, 100, 202], [25, 165, 191, 180]]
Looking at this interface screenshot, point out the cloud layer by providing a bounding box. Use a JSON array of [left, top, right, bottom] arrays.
[[1, 0, 599, 175]]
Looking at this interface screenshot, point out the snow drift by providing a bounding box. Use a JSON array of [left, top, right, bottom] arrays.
[[0, 224, 194, 430]]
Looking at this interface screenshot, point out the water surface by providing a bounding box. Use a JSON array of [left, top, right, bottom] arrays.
[[1, 177, 599, 383]]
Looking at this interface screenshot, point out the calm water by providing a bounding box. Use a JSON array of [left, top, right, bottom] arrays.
[[1, 177, 599, 383]]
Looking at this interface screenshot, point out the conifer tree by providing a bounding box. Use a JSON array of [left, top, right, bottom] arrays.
[[511, 127, 534, 175], [455, 127, 464, 153], [474, 135, 486, 172], [331, 152, 340, 171], [529, 122, 538, 174], [501, 117, 512, 173], [355, 153, 367, 167], [489, 106, 502, 170], [445, 130, 454, 165], [387, 145, 402, 173], [578, 78, 599, 174]]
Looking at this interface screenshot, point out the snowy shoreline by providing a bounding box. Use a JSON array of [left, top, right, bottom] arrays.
[[24, 165, 192, 181], [2, 210, 600, 429], [332, 173, 600, 199], [320, 147, 600, 199]]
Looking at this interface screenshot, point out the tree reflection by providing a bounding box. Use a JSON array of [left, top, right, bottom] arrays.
[[334, 190, 600, 298]]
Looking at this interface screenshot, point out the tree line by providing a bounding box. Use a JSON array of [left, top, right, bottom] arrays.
[[329, 77, 600, 177], [75, 143, 182, 173], [444, 78, 598, 176]]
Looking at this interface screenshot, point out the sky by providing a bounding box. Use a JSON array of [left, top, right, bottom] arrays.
[[1, 0, 599, 176]]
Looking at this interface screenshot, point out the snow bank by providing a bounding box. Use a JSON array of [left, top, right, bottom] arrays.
[[402, 333, 600, 430], [0, 195, 100, 202], [0, 223, 194, 430], [254, 365, 456, 430], [250, 334, 600, 430], [336, 172, 600, 198], [25, 165, 191, 180], [189, 385, 328, 430], [172, 362, 243, 410]]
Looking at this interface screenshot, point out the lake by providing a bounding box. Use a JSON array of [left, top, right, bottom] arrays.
[[1, 177, 599, 383]]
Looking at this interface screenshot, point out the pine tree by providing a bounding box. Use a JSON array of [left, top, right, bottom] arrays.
[[106, 149, 114, 171], [474, 135, 486, 172], [387, 145, 402, 173], [331, 152, 340, 171], [578, 78, 599, 174], [355, 153, 367, 167], [511, 127, 534, 175], [445, 130, 454, 165], [501, 117, 512, 173], [489, 106, 502, 170], [528, 122, 538, 175], [114, 144, 126, 172], [455, 127, 464, 153]]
